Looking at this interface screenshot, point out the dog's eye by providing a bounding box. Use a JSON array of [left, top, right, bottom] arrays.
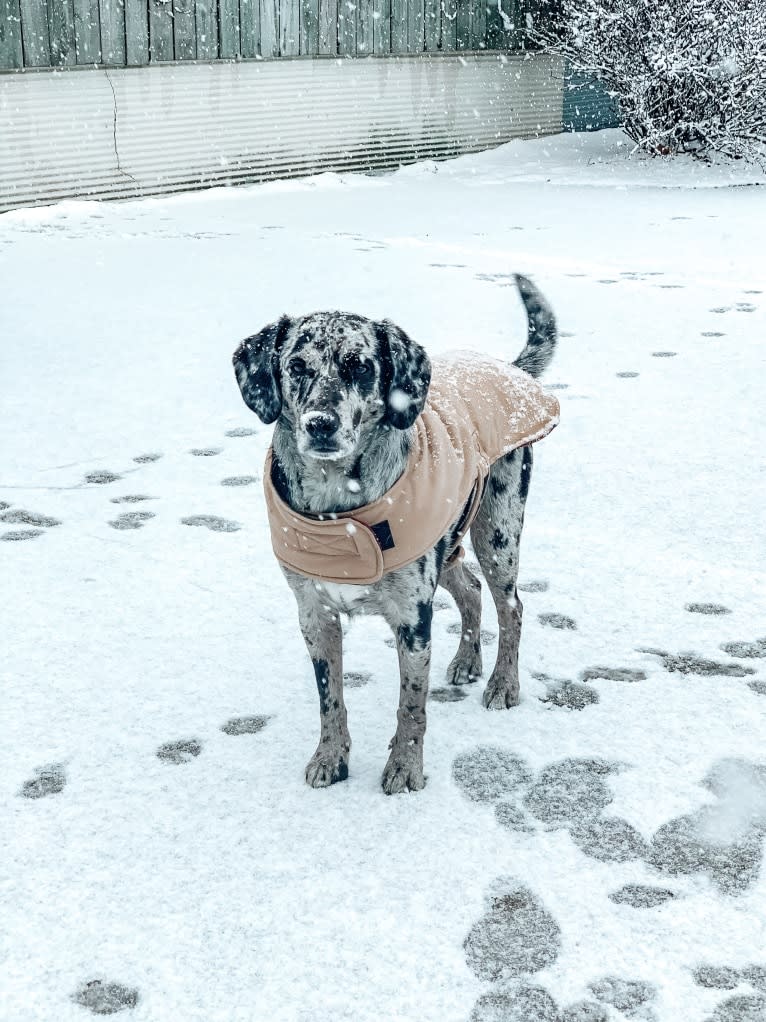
[[288, 358, 310, 378], [350, 361, 372, 381]]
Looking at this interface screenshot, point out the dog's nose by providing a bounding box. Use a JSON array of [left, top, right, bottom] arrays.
[[304, 411, 340, 440]]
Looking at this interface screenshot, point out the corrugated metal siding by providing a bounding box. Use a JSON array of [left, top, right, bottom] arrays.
[[563, 70, 620, 133], [0, 53, 564, 211]]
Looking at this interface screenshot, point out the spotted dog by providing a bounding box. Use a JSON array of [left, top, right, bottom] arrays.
[[232, 276, 558, 794]]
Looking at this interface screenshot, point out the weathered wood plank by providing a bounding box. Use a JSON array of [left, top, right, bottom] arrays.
[[219, 0, 240, 55], [300, 0, 318, 53], [47, 0, 76, 64], [149, 0, 173, 59], [19, 0, 51, 64], [406, 0, 422, 51], [440, 0, 456, 50], [317, 0, 335, 52], [123, 0, 146, 61], [240, 0, 259, 56], [455, 0, 468, 48], [486, 0, 515, 50], [259, 0, 278, 54], [337, 0, 355, 55], [73, 0, 101, 61], [100, 0, 126, 62], [357, 0, 372, 54], [0, 0, 24, 67], [371, 0, 389, 53], [171, 0, 196, 57], [470, 0, 487, 49], [279, 0, 297, 53], [194, 0, 218, 58], [423, 0, 438, 51], [390, 0, 405, 52]]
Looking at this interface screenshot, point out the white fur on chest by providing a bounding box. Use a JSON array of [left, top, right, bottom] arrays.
[[316, 581, 374, 614]]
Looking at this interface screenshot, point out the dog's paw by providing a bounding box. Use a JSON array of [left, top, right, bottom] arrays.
[[305, 746, 350, 788], [446, 651, 482, 686], [382, 745, 425, 795], [483, 676, 520, 710]]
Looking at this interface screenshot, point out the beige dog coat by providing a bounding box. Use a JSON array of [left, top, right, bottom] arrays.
[[263, 355, 560, 585]]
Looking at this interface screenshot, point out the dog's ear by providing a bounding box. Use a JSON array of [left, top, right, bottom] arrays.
[[232, 317, 291, 423], [376, 320, 431, 430]]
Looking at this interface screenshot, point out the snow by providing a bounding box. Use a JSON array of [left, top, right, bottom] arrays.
[[2, 129, 766, 1022]]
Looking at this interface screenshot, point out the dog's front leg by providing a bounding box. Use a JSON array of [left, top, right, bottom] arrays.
[[381, 584, 434, 795], [291, 580, 351, 788]]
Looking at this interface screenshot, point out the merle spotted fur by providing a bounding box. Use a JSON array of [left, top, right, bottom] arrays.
[[232, 275, 557, 794]]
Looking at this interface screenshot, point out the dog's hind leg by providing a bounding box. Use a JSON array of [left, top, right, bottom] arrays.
[[290, 577, 351, 787], [439, 562, 483, 685], [470, 448, 531, 710]]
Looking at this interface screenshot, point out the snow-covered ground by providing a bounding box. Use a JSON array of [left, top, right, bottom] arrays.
[[2, 130, 766, 1022]]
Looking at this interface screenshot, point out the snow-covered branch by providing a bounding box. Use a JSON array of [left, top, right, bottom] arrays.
[[530, 0, 766, 167]]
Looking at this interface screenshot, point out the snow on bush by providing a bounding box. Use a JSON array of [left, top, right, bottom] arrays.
[[531, 0, 766, 167]]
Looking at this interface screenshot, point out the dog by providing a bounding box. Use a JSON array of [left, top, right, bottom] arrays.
[[232, 275, 558, 794]]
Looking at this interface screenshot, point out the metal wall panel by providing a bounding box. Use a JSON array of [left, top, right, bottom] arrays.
[[0, 53, 564, 211], [563, 69, 620, 133]]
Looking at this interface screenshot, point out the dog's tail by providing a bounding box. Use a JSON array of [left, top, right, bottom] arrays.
[[512, 274, 557, 379]]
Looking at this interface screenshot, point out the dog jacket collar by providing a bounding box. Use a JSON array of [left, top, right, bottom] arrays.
[[263, 356, 560, 585]]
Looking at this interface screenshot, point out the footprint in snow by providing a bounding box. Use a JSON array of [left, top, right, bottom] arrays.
[[581, 666, 647, 683], [132, 453, 162, 464], [609, 885, 677, 909], [523, 758, 618, 826], [720, 638, 766, 659], [647, 757, 766, 895], [19, 763, 66, 799], [494, 802, 534, 833], [570, 816, 649, 863], [652, 350, 677, 357], [539, 680, 599, 710], [0, 509, 61, 528], [156, 739, 203, 764], [84, 470, 122, 484], [685, 602, 731, 615], [736, 303, 756, 313], [220, 715, 270, 736], [704, 994, 766, 1022], [639, 647, 754, 677], [108, 511, 155, 530], [180, 515, 241, 532], [469, 984, 559, 1022], [72, 979, 139, 1015], [220, 476, 258, 487], [189, 447, 223, 457], [538, 612, 577, 631], [445, 622, 495, 645], [463, 878, 561, 982], [710, 306, 732, 314], [110, 494, 156, 504], [693, 966, 740, 990], [225, 427, 258, 438], [748, 681, 766, 696], [518, 581, 548, 593], [616, 371, 640, 378], [560, 1002, 609, 1022], [452, 746, 532, 803], [588, 977, 657, 1017], [702, 331, 726, 337], [430, 687, 468, 703], [343, 671, 371, 689], [2, 529, 45, 542]]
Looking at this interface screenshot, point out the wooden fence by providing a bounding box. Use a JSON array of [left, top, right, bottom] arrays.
[[0, 0, 545, 69]]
